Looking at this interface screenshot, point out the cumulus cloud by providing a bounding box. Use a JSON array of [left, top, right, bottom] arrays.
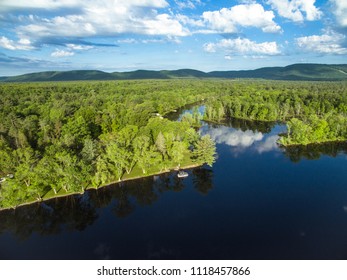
[[202, 4, 281, 33], [140, 14, 188, 36], [2, 0, 187, 47], [296, 31, 347, 54], [0, 36, 34, 50], [51, 49, 75, 57], [204, 38, 281, 55], [330, 0, 347, 27], [18, 12, 187, 39], [176, 14, 204, 27], [267, 0, 322, 22]]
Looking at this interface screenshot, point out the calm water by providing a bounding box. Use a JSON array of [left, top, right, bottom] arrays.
[[1, 112, 347, 260]]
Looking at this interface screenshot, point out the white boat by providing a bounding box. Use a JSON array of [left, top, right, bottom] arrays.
[[177, 171, 188, 178]]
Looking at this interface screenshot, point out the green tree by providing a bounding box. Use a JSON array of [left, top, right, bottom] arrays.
[[93, 156, 113, 188], [169, 141, 187, 168], [0, 138, 14, 173], [105, 142, 128, 181], [193, 135, 216, 166], [155, 131, 166, 157]]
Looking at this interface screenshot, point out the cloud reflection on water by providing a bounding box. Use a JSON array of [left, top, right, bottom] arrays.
[[208, 126, 263, 147], [255, 135, 279, 154], [203, 125, 279, 154]]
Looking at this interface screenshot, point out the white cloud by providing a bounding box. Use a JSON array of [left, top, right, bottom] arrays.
[[202, 4, 281, 33], [51, 49, 75, 57], [330, 0, 347, 27], [176, 14, 205, 27], [175, 0, 201, 9], [117, 36, 181, 44], [0, 36, 34, 50], [267, 0, 322, 22], [4, 0, 187, 43], [0, 0, 169, 10], [66, 44, 93, 50], [203, 42, 217, 53], [117, 38, 139, 44], [141, 14, 189, 36], [238, 0, 257, 4], [204, 38, 281, 55], [296, 31, 347, 54], [243, 55, 266, 59], [0, 0, 82, 10]]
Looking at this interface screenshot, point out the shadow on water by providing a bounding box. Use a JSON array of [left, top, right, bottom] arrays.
[[165, 101, 205, 121], [281, 141, 347, 162], [0, 194, 98, 240], [0, 168, 213, 240], [192, 167, 214, 195], [218, 117, 277, 134]]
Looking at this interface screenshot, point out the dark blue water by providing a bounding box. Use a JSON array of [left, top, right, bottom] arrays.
[[1, 117, 347, 260]]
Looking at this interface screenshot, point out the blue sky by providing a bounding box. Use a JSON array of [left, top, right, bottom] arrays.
[[0, 0, 347, 76]]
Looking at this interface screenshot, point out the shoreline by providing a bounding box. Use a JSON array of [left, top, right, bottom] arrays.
[[0, 99, 208, 212], [205, 117, 347, 148], [0, 162, 203, 212], [277, 138, 347, 147]]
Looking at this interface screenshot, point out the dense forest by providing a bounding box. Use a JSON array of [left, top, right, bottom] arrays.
[[1, 79, 347, 210], [203, 80, 347, 145], [0, 80, 218, 209]]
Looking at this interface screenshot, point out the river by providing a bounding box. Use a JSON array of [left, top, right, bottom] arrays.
[[1, 107, 347, 259]]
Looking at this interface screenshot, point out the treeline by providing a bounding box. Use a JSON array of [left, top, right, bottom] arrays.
[[0, 80, 218, 209], [203, 81, 347, 145]]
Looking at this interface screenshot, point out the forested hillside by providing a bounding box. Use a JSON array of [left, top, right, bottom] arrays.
[[1, 64, 346, 82]]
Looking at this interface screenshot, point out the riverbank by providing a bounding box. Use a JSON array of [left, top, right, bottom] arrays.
[[0, 158, 203, 212], [277, 138, 347, 147], [208, 115, 347, 148]]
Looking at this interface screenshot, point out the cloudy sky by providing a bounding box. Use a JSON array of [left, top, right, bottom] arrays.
[[1, 0, 346, 76]]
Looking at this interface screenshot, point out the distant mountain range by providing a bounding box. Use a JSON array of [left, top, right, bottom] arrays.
[[1, 64, 347, 82]]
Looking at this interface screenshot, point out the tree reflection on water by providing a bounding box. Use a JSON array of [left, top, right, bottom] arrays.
[[0, 168, 213, 239], [281, 142, 347, 162]]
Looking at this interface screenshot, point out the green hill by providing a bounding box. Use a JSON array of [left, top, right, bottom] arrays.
[[208, 64, 347, 80], [1, 64, 346, 82], [113, 70, 168, 79], [0, 70, 115, 82]]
